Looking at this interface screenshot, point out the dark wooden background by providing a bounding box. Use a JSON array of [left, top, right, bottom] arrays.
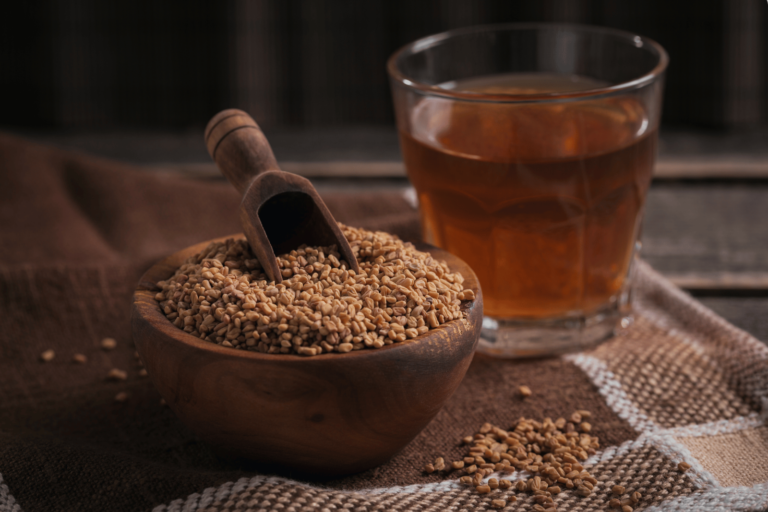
[[2, 0, 767, 130]]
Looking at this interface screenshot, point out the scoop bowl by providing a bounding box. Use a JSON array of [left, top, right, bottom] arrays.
[[131, 235, 483, 476]]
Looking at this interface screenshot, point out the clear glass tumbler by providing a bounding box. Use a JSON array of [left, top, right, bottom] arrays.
[[388, 24, 668, 357]]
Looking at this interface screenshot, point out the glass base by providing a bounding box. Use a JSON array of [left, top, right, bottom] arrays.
[[477, 307, 632, 358]]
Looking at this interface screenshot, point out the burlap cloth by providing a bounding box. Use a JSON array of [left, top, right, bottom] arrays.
[[1, 133, 767, 512]]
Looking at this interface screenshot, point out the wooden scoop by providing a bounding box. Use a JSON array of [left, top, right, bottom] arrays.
[[204, 109, 360, 284]]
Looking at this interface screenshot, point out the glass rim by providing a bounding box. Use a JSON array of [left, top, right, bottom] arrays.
[[387, 22, 669, 103]]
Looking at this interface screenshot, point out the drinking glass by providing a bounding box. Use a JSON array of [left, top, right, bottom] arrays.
[[387, 24, 668, 357]]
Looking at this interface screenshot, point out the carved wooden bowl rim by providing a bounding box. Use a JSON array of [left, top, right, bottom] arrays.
[[133, 234, 482, 363]]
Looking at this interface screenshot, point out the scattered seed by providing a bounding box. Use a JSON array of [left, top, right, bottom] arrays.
[[475, 485, 490, 494], [612, 485, 626, 495], [72, 353, 87, 364], [488, 478, 498, 489], [114, 392, 129, 402], [630, 491, 642, 504], [434, 457, 445, 471], [107, 369, 127, 381], [423, 463, 435, 474], [609, 498, 622, 509], [157, 225, 472, 356], [499, 479, 511, 489], [507, 496, 517, 503], [40, 350, 55, 362], [519, 385, 532, 397], [490, 499, 505, 509], [101, 338, 117, 350], [622, 506, 633, 512], [580, 422, 591, 433], [678, 462, 691, 472]]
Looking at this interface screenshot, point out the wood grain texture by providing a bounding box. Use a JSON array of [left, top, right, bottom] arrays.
[[131, 236, 483, 476], [204, 110, 360, 283]]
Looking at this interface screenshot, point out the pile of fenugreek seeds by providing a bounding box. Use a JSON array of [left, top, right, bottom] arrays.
[[155, 224, 474, 355], [425, 410, 692, 511]]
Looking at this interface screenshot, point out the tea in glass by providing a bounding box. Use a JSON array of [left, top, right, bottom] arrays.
[[389, 25, 667, 356]]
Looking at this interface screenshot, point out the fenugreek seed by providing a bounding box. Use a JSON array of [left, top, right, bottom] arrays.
[[499, 479, 511, 489], [630, 491, 642, 504], [466, 465, 477, 474], [158, 225, 467, 356], [490, 499, 505, 509], [516, 480, 527, 491], [107, 368, 127, 381], [423, 463, 435, 474], [114, 392, 129, 402], [101, 338, 117, 350], [678, 461, 691, 472], [40, 350, 55, 362], [507, 496, 517, 503], [488, 478, 498, 489], [138, 368, 148, 377], [533, 506, 546, 512], [72, 353, 87, 364], [622, 506, 633, 512], [462, 436, 474, 445], [452, 461, 464, 469], [434, 457, 446, 471], [460, 476, 473, 485], [609, 498, 622, 509], [548, 486, 561, 494], [475, 485, 491, 494], [612, 485, 626, 495], [459, 289, 475, 301], [580, 422, 591, 433], [577, 485, 591, 497], [519, 385, 532, 397]]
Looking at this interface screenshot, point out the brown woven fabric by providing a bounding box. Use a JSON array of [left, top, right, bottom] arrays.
[[1, 133, 767, 512]]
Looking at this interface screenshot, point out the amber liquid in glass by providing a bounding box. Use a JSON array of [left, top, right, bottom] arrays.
[[400, 73, 655, 319]]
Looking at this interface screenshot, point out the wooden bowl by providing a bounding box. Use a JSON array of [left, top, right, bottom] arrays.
[[131, 235, 483, 476]]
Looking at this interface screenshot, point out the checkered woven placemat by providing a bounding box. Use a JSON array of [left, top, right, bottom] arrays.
[[2, 133, 766, 512]]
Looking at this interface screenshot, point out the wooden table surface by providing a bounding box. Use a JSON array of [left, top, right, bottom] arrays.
[[24, 128, 768, 343]]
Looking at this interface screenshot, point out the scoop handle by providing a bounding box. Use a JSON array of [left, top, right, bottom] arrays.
[[204, 109, 280, 195]]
